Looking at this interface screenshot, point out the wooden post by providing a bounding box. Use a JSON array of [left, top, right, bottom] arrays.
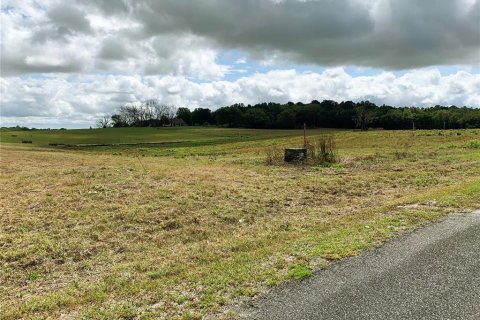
[[303, 123, 307, 148]]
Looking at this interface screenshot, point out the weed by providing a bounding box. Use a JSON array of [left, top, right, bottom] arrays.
[[288, 265, 312, 280], [465, 140, 480, 149], [27, 272, 41, 281]]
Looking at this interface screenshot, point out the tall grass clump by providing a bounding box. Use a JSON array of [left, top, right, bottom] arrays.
[[307, 135, 339, 165], [265, 147, 283, 165]]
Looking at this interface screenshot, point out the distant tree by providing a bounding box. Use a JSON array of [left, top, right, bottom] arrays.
[[96, 115, 111, 128], [176, 107, 192, 125], [111, 114, 127, 127], [119, 104, 140, 126], [138, 100, 168, 126], [296, 106, 318, 127], [276, 108, 296, 129], [192, 108, 213, 125], [402, 108, 418, 130], [160, 115, 170, 126], [354, 104, 374, 131], [164, 105, 177, 126], [214, 106, 244, 127], [244, 108, 269, 128]]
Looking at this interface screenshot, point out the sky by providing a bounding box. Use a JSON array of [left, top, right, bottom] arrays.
[[1, 0, 479, 128]]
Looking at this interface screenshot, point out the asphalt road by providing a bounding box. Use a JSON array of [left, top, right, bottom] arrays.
[[241, 210, 480, 320]]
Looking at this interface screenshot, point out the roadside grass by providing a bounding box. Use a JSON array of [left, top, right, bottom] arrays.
[[0, 128, 479, 319], [288, 265, 313, 280]]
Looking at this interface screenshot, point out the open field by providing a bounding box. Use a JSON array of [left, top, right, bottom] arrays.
[[1, 127, 480, 319], [1, 127, 304, 147]]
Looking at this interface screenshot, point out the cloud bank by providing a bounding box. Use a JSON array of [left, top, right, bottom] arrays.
[[2, 0, 479, 76], [2, 68, 479, 128]]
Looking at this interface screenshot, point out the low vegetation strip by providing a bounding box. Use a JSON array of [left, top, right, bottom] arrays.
[[0, 128, 479, 319], [0, 127, 304, 149], [48, 141, 190, 148]]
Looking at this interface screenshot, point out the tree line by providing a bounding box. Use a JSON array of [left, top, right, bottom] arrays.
[[101, 100, 480, 130]]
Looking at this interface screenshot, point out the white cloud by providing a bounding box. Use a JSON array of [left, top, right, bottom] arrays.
[[235, 58, 247, 64]]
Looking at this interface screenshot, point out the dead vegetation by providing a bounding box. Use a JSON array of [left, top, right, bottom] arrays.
[[306, 135, 339, 165]]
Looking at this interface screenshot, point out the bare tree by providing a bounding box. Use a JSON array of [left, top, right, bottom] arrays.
[[122, 103, 141, 126], [96, 115, 111, 128], [153, 103, 170, 121], [143, 99, 156, 122], [111, 100, 179, 127], [166, 105, 178, 126]]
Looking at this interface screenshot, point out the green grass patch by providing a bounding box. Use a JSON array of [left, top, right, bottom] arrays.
[[466, 140, 480, 149], [289, 265, 313, 280]]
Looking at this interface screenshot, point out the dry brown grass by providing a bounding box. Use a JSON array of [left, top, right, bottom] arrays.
[[1, 129, 480, 319]]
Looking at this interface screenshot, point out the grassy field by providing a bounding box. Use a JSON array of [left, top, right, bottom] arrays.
[[1, 127, 480, 319], [1, 127, 304, 146]]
